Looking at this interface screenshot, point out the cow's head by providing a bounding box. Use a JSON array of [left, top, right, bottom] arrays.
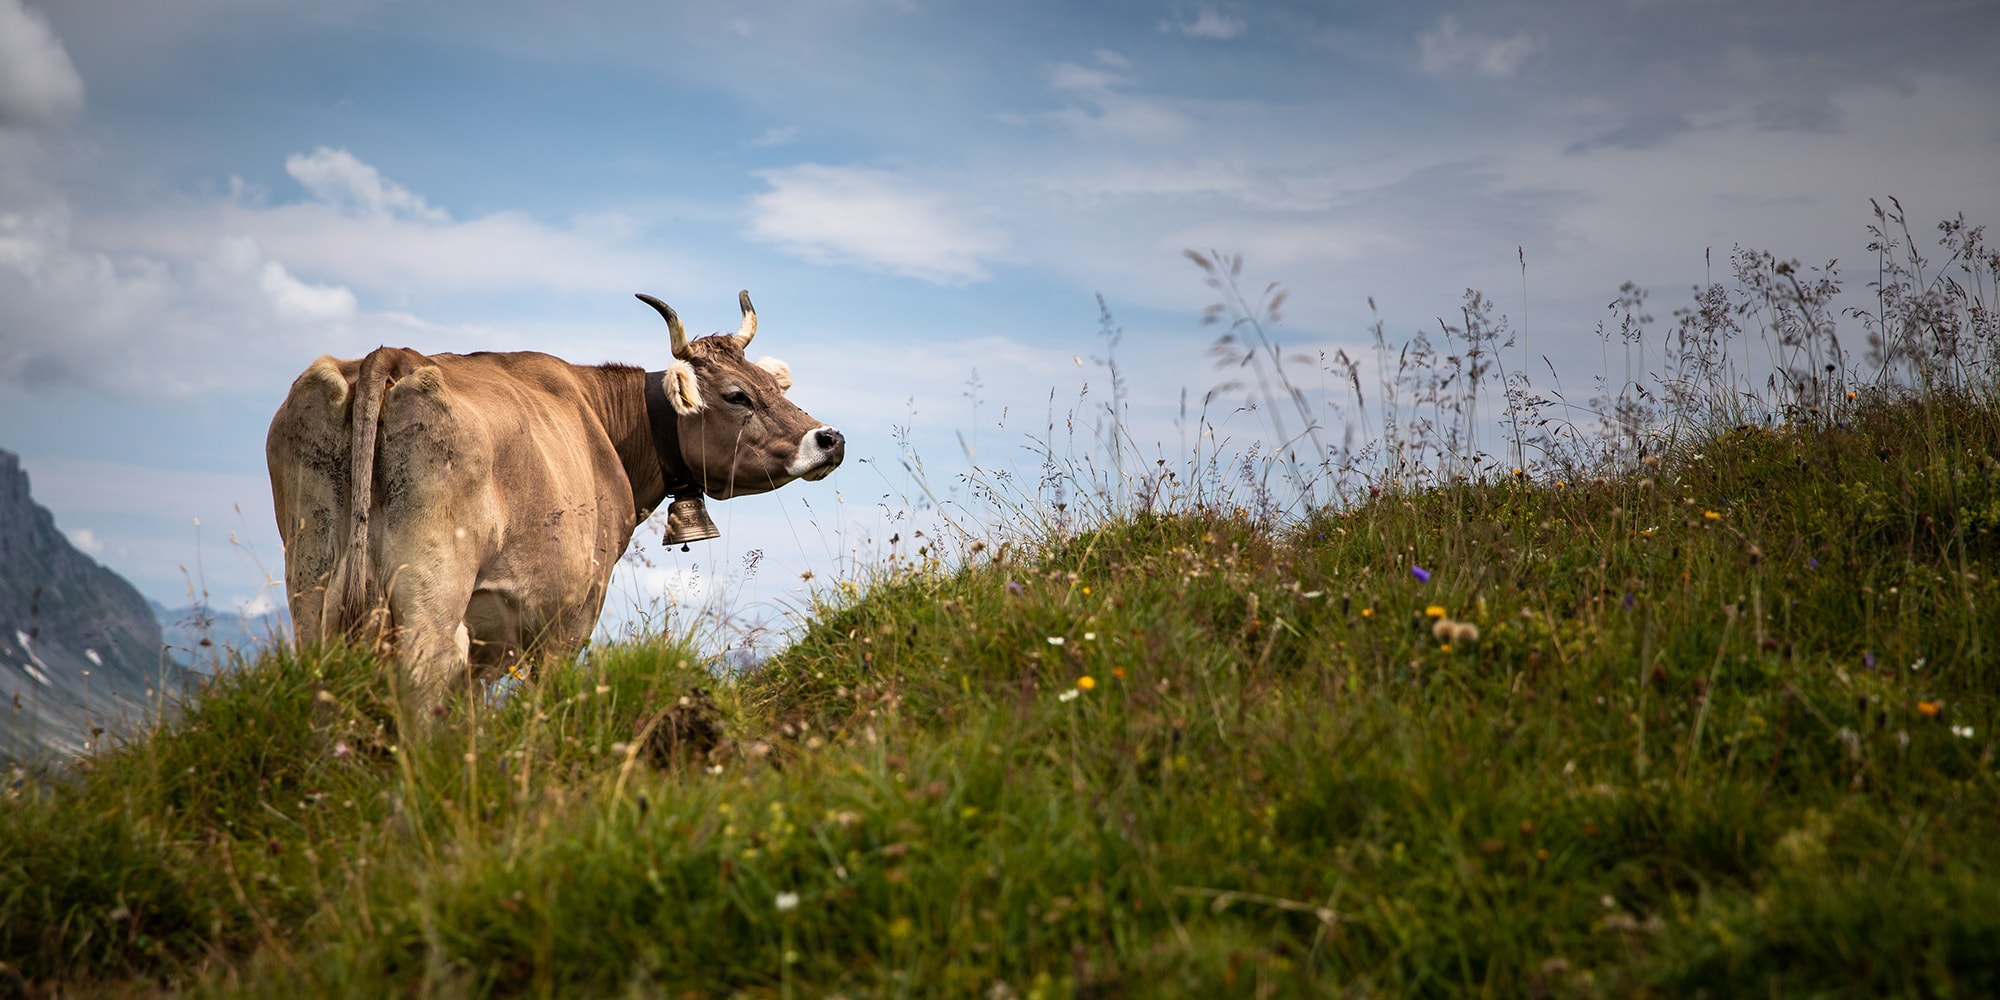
[[636, 290, 845, 500]]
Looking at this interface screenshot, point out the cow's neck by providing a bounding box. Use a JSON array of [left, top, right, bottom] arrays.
[[643, 370, 700, 502]]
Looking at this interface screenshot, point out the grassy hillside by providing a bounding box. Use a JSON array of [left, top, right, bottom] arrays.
[[6, 204, 1997, 996], [5, 385, 1998, 997]]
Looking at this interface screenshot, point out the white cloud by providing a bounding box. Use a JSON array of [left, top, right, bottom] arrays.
[[0, 0, 83, 127], [68, 527, 103, 554], [82, 148, 700, 301], [285, 147, 450, 222], [0, 200, 369, 396], [749, 164, 1004, 284], [219, 235, 358, 322], [0, 141, 715, 405], [1161, 6, 1245, 41], [1045, 60, 1194, 143], [1418, 15, 1540, 79]]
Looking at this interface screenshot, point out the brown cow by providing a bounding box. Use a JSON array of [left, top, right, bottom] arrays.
[[266, 290, 842, 703]]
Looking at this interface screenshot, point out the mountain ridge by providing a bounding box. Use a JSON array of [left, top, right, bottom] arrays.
[[1, 449, 192, 760]]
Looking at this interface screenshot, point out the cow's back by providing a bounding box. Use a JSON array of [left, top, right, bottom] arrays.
[[268, 348, 640, 688]]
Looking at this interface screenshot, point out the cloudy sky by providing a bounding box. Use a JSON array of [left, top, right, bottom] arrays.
[[2, 0, 1996, 637]]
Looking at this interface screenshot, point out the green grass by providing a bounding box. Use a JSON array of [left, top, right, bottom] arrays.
[[5, 387, 1998, 998]]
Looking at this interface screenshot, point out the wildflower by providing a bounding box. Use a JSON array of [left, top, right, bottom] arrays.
[[332, 741, 351, 759], [1951, 725, 1975, 739], [1641, 455, 1662, 468], [1862, 651, 1876, 669], [1083, 632, 1096, 641], [1006, 580, 1022, 595], [1450, 621, 1480, 643], [1411, 566, 1432, 583], [1058, 688, 1080, 703], [1847, 391, 1858, 400], [1081, 586, 1091, 595], [1077, 676, 1096, 691], [1046, 636, 1065, 646], [1111, 667, 1126, 680], [1438, 644, 1452, 653], [1361, 608, 1374, 618], [1431, 618, 1455, 641], [775, 892, 800, 913], [1425, 605, 1447, 619], [1703, 510, 1721, 521], [1918, 700, 1942, 718], [1512, 468, 1524, 477]]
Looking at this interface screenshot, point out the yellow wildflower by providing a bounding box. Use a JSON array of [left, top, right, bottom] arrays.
[[1077, 675, 1096, 691], [1425, 605, 1447, 619]]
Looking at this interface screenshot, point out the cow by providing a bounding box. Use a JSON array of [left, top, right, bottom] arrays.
[[266, 290, 842, 705]]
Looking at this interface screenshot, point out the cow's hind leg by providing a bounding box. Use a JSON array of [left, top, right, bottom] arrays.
[[267, 356, 355, 647], [375, 365, 498, 711], [380, 560, 481, 708]]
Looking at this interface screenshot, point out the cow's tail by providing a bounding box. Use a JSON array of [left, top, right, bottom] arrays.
[[327, 348, 398, 643]]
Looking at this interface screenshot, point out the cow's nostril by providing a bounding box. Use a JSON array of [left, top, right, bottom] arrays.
[[816, 428, 843, 451]]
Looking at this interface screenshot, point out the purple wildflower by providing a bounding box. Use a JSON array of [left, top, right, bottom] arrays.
[[1410, 566, 1431, 584], [1006, 580, 1023, 596], [1862, 651, 1876, 669]]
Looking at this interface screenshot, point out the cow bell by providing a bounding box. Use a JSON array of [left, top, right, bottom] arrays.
[[664, 494, 720, 547]]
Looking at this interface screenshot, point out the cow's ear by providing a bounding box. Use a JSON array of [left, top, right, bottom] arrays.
[[666, 360, 704, 415], [754, 356, 793, 393]]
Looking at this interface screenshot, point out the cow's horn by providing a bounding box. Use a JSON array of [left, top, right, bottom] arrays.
[[735, 289, 758, 349], [635, 293, 691, 359]]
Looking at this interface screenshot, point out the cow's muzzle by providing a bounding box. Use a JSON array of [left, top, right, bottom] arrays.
[[792, 426, 845, 481]]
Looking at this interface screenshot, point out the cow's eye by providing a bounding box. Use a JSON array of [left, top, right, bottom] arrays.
[[723, 389, 753, 406]]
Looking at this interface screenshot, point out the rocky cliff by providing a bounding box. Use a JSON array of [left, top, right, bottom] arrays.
[[0, 449, 190, 761]]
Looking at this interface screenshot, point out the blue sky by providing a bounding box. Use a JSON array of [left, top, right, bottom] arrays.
[[3, 0, 1998, 637]]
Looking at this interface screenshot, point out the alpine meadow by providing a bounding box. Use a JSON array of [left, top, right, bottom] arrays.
[[7, 200, 2000, 998]]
